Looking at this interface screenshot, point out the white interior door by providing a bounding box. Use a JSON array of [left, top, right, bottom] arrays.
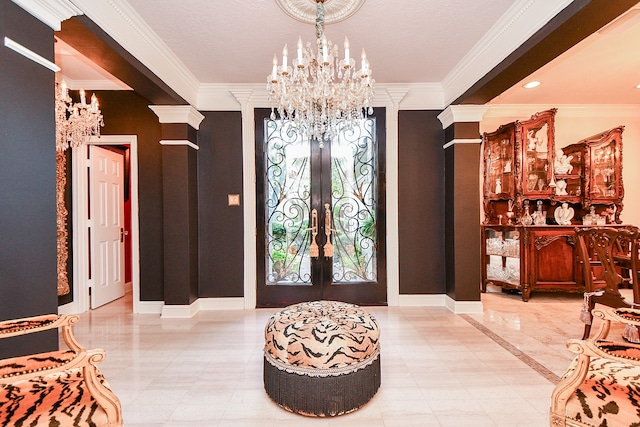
[[90, 145, 125, 308]]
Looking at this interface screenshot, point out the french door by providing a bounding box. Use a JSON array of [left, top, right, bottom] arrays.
[[256, 109, 386, 307]]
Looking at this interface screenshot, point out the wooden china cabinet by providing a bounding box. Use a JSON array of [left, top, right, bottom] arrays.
[[561, 126, 624, 222], [481, 109, 625, 301]]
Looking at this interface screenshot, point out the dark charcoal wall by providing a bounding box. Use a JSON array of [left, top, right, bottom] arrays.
[[398, 111, 446, 294], [0, 0, 58, 358], [162, 144, 199, 305], [445, 143, 482, 301], [198, 111, 244, 297], [94, 90, 164, 301]]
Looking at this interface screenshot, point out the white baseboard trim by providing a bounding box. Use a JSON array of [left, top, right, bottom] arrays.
[[159, 297, 246, 318], [136, 300, 163, 315], [161, 301, 199, 318], [398, 294, 446, 306], [198, 297, 245, 310], [397, 294, 484, 314], [445, 296, 484, 314], [58, 301, 79, 315]]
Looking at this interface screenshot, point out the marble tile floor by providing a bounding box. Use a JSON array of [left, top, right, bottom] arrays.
[[69, 286, 634, 427]]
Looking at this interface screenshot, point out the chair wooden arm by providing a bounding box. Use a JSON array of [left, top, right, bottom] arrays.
[[551, 307, 640, 427], [591, 306, 640, 340], [0, 315, 122, 426], [0, 313, 84, 352]]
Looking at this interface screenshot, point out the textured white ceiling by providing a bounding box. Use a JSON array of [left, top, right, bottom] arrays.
[[55, 0, 640, 106], [124, 0, 515, 84]]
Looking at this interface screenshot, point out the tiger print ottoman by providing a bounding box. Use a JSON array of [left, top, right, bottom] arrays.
[[263, 300, 380, 417]]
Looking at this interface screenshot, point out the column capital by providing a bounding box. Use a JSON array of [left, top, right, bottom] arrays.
[[149, 105, 205, 130], [437, 105, 489, 129], [231, 90, 254, 108], [385, 87, 409, 106]]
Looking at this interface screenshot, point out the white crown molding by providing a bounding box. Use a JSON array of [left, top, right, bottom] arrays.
[[441, 0, 574, 106], [159, 140, 199, 151], [4, 37, 60, 72], [198, 83, 264, 111], [149, 105, 205, 129], [12, 0, 82, 30], [438, 105, 489, 128], [380, 83, 444, 110], [485, 104, 640, 119], [197, 82, 445, 111], [70, 0, 200, 106]]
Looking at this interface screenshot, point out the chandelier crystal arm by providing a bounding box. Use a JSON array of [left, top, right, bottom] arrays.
[[55, 80, 104, 152], [267, 0, 374, 147]]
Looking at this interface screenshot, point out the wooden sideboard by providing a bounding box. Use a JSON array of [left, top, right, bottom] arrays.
[[482, 224, 586, 301]]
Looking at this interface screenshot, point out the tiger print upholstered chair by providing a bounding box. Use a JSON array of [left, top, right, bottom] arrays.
[[550, 307, 640, 427], [263, 300, 381, 416], [0, 314, 122, 426]]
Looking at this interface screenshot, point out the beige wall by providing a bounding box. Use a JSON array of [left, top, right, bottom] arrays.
[[480, 105, 640, 226]]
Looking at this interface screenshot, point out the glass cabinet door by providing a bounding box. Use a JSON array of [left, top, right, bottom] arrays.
[[517, 109, 556, 198], [589, 130, 622, 202], [483, 123, 516, 200], [579, 126, 624, 218]]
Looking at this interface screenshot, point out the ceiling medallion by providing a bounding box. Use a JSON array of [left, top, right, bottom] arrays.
[[275, 0, 366, 25]]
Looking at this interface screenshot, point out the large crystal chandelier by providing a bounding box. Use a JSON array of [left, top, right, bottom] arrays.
[[55, 80, 104, 152], [267, 0, 374, 147]]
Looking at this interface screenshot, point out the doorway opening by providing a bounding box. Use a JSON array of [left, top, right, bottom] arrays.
[[62, 135, 140, 314]]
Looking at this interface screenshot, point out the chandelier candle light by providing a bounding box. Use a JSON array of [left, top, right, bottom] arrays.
[[267, 0, 374, 147], [55, 80, 104, 152]]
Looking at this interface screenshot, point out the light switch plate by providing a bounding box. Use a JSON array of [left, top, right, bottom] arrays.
[[228, 194, 241, 206]]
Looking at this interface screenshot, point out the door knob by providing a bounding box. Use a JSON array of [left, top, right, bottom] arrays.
[[120, 228, 128, 243]]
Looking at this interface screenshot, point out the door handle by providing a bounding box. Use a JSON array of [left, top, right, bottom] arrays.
[[323, 203, 334, 258], [120, 228, 128, 243], [309, 209, 319, 258]]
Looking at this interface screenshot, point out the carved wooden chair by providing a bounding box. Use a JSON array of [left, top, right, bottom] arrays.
[[550, 307, 640, 427], [575, 226, 640, 341], [0, 314, 123, 426]]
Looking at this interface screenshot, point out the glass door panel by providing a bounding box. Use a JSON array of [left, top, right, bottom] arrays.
[[256, 111, 386, 307]]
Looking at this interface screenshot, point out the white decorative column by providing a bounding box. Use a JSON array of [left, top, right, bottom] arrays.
[[384, 88, 408, 307], [231, 90, 257, 309]]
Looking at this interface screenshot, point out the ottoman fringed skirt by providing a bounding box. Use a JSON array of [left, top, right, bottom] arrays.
[[263, 300, 381, 417], [263, 349, 381, 417]]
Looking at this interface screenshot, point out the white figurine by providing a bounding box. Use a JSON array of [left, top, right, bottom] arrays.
[[554, 202, 574, 225], [503, 160, 511, 173], [495, 177, 501, 194], [555, 179, 568, 195], [554, 149, 573, 175]]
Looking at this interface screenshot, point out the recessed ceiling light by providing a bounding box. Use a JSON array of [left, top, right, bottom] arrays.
[[523, 81, 541, 89], [636, 83, 640, 89]]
